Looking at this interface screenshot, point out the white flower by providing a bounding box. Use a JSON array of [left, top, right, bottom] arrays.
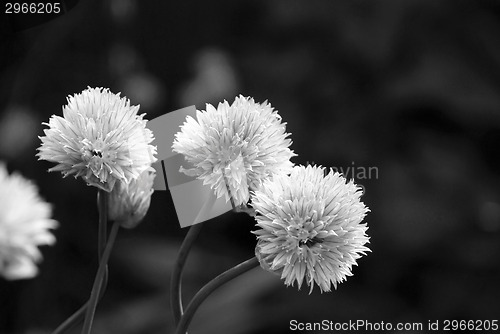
[[172, 95, 296, 206], [252, 165, 370, 293], [37, 87, 157, 192], [108, 168, 155, 229], [0, 164, 57, 280]]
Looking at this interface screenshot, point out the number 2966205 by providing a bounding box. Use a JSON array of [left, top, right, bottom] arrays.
[[443, 320, 498, 331], [5, 2, 61, 14]]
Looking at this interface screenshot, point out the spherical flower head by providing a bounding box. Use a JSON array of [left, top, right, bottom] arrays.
[[108, 168, 155, 229], [37, 87, 157, 192], [0, 164, 58, 280], [252, 165, 370, 293], [172, 95, 296, 207]]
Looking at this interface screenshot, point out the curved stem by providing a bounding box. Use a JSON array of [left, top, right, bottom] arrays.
[[81, 221, 120, 334], [51, 189, 110, 334], [51, 269, 108, 334], [170, 223, 203, 326], [174, 257, 259, 334]]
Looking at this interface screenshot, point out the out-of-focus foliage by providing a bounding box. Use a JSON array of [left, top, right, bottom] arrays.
[[1, 0, 500, 333]]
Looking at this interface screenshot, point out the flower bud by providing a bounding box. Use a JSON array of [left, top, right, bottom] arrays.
[[108, 168, 155, 228]]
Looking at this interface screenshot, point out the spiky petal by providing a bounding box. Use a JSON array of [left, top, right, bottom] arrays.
[[172, 95, 296, 206], [37, 87, 157, 192], [252, 165, 370, 293]]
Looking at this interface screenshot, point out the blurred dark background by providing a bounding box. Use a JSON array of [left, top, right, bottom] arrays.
[[1, 0, 500, 333]]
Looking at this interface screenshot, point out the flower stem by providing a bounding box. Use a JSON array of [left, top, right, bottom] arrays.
[[97, 190, 107, 258], [174, 257, 259, 334], [81, 220, 120, 334], [51, 190, 110, 334], [51, 271, 108, 334], [170, 223, 203, 326]]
